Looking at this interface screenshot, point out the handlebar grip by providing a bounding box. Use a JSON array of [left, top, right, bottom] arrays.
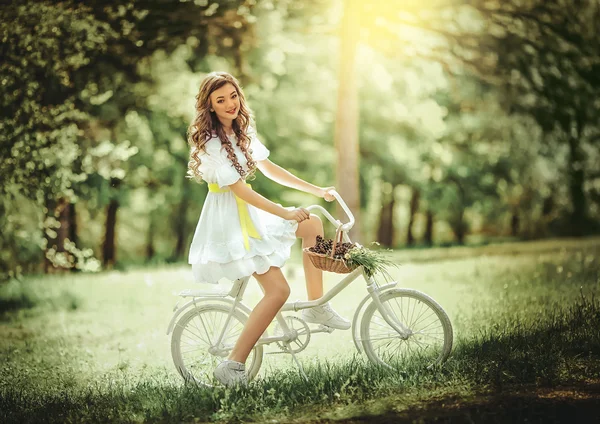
[[329, 190, 355, 231]]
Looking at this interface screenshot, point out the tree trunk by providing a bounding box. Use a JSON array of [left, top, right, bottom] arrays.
[[173, 181, 192, 260], [335, 0, 361, 242], [453, 209, 466, 244], [406, 188, 420, 246], [424, 210, 434, 246], [43, 200, 56, 273], [146, 210, 155, 261], [510, 209, 519, 237], [449, 178, 467, 244], [567, 135, 587, 236], [68, 202, 77, 245], [68, 201, 79, 270], [539, 193, 555, 236], [102, 197, 119, 268], [542, 194, 554, 218], [56, 198, 70, 254], [376, 189, 395, 247]]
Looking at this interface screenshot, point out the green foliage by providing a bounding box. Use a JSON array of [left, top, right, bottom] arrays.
[[0, 1, 116, 200], [0, 0, 260, 278], [1, 0, 599, 278], [344, 242, 400, 280]]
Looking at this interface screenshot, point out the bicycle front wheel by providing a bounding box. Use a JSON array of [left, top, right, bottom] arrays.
[[360, 289, 453, 369], [171, 303, 263, 386]]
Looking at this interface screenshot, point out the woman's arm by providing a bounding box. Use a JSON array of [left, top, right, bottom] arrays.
[[228, 179, 309, 221], [256, 159, 323, 197]]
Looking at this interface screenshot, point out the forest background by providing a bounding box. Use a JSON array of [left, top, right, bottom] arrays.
[[1, 0, 599, 281]]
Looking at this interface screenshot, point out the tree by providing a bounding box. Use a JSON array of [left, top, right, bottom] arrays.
[[0, 0, 259, 278], [334, 0, 362, 241], [349, 0, 600, 237]]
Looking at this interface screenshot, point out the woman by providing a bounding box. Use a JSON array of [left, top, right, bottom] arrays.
[[187, 72, 349, 387]]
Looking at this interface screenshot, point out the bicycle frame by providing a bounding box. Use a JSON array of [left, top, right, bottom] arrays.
[[169, 190, 412, 351], [198, 265, 412, 354]]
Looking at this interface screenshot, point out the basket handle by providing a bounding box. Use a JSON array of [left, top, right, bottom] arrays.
[[330, 225, 344, 259]]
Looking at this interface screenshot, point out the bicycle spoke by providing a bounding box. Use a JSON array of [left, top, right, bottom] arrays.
[[409, 301, 429, 329], [182, 328, 208, 345], [415, 318, 442, 333], [196, 313, 215, 343], [188, 315, 212, 344], [415, 332, 444, 342], [408, 297, 418, 330], [372, 315, 393, 330], [410, 312, 438, 333], [181, 346, 209, 355], [408, 337, 431, 350], [368, 334, 405, 342]]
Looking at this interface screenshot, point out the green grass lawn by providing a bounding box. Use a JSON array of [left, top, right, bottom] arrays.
[[1, 237, 599, 423]]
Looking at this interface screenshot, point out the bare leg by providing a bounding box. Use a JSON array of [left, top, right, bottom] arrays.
[[295, 214, 325, 300], [228, 266, 290, 363]]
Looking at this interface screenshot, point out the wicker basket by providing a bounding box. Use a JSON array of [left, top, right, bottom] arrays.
[[302, 226, 358, 274]]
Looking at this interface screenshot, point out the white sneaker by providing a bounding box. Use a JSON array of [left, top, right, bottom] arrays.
[[213, 360, 248, 387], [302, 302, 351, 330]]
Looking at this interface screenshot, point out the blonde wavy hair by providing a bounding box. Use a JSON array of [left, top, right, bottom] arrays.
[[186, 71, 258, 183]]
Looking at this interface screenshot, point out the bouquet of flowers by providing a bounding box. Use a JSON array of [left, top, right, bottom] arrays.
[[307, 235, 400, 281]]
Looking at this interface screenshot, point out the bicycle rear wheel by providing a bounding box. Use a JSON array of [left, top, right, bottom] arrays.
[[171, 303, 263, 386], [360, 289, 453, 369]]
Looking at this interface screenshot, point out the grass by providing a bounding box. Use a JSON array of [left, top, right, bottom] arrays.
[[1, 237, 599, 423]]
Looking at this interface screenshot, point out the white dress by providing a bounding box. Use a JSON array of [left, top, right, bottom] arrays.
[[188, 129, 299, 284]]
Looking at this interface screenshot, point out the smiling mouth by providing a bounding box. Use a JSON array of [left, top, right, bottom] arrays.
[[226, 107, 237, 114]]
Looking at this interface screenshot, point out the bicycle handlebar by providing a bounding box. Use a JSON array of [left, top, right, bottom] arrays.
[[305, 189, 355, 232]]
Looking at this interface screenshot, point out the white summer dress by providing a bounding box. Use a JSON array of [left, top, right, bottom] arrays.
[[188, 130, 299, 285]]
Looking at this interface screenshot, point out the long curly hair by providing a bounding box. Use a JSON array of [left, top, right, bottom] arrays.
[[186, 72, 258, 184]]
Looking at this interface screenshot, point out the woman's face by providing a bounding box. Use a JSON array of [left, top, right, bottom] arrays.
[[209, 83, 240, 126]]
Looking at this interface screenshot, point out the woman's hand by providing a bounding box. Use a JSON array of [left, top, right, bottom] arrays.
[[283, 207, 311, 222], [318, 186, 337, 202]]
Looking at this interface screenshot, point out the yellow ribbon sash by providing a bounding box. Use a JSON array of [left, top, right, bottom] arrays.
[[207, 182, 262, 251]]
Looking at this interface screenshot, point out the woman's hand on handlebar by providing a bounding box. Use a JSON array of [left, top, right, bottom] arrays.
[[283, 207, 311, 222], [318, 186, 336, 202]]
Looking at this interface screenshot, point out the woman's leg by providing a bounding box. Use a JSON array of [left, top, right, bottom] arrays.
[[228, 266, 290, 363], [295, 214, 350, 329], [295, 214, 325, 300]]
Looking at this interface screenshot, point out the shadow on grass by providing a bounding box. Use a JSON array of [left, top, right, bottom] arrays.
[[0, 293, 37, 314], [0, 281, 82, 319], [450, 292, 600, 389], [335, 382, 600, 424]]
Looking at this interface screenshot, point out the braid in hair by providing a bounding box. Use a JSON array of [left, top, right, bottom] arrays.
[[214, 121, 258, 181]]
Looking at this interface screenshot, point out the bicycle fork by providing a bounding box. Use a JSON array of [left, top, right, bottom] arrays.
[[365, 275, 412, 338]]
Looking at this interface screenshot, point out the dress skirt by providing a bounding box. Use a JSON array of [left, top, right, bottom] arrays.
[[188, 191, 300, 284]]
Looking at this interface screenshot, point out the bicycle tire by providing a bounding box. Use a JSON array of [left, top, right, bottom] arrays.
[[360, 289, 453, 369]]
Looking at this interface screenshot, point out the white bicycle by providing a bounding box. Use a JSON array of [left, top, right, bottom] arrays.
[[167, 191, 453, 386]]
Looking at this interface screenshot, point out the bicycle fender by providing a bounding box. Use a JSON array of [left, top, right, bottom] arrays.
[[166, 297, 253, 335], [351, 281, 398, 354]]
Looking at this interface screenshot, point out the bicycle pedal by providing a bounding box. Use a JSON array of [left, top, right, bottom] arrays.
[[317, 324, 335, 333]]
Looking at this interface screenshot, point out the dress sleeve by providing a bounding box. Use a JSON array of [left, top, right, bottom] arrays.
[[199, 151, 242, 189], [248, 127, 270, 162]]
